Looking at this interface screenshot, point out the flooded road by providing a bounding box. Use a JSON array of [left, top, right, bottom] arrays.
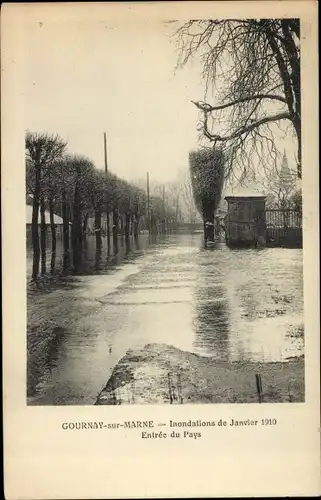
[[27, 233, 304, 405]]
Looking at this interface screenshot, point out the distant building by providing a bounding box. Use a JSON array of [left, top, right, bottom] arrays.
[[26, 205, 64, 235]]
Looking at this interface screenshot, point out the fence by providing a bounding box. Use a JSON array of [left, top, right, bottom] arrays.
[[265, 209, 302, 248]]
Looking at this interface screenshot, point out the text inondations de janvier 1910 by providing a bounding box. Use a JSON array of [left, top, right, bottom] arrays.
[[61, 418, 278, 439]]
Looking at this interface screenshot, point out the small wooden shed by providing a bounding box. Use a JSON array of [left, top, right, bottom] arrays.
[[224, 196, 267, 248], [26, 205, 65, 237]]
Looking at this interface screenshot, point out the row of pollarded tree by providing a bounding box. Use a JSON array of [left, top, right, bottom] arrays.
[[26, 131, 177, 281]]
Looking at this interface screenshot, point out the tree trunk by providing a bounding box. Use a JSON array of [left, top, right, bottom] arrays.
[[72, 174, 83, 270], [31, 168, 41, 281], [133, 215, 139, 238], [204, 219, 215, 244], [293, 116, 302, 178], [95, 208, 102, 250], [203, 200, 215, 243], [125, 236, 131, 255], [150, 212, 155, 235], [106, 212, 111, 253], [82, 212, 89, 237], [120, 215, 124, 247], [265, 21, 301, 178], [50, 251, 56, 275], [40, 195, 46, 275], [125, 213, 130, 240], [112, 209, 119, 254], [281, 20, 301, 144], [130, 215, 134, 236], [49, 198, 56, 256], [62, 190, 69, 255], [49, 198, 56, 276], [95, 248, 101, 271], [161, 218, 167, 234], [120, 215, 124, 237]]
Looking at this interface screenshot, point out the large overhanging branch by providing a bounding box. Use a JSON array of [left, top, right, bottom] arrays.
[[192, 93, 287, 113], [202, 110, 291, 143]]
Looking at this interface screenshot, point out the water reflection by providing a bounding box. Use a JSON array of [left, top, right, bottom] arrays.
[[125, 236, 131, 255], [50, 252, 56, 275], [189, 241, 304, 363], [95, 248, 102, 272], [27, 233, 304, 405], [113, 237, 119, 256], [63, 251, 71, 274], [134, 235, 140, 251], [83, 240, 89, 261], [27, 325, 67, 398], [27, 234, 153, 280], [194, 285, 230, 361]]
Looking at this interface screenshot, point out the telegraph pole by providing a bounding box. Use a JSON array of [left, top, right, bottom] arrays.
[[104, 132, 108, 173], [146, 172, 150, 234]]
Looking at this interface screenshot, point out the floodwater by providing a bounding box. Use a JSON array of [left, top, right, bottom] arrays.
[[27, 233, 304, 405]]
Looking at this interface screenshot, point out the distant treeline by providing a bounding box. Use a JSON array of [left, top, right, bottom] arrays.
[[26, 131, 178, 281]]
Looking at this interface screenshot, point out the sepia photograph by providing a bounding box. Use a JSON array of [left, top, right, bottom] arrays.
[[3, 3, 320, 499], [24, 15, 305, 407]]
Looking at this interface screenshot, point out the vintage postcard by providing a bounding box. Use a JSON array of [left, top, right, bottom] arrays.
[[2, 1, 320, 498]]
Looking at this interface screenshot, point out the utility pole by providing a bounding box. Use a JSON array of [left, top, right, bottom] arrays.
[[104, 132, 108, 173], [147, 172, 150, 234]]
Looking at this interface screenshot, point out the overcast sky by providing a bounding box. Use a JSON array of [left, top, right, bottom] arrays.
[[24, 19, 206, 184], [23, 17, 298, 191]]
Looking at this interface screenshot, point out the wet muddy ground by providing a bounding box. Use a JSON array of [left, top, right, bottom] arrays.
[[96, 343, 304, 405], [27, 233, 304, 405]]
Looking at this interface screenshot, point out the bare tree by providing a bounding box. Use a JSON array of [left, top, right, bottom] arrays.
[[290, 188, 302, 215], [178, 169, 200, 224], [174, 19, 301, 180], [162, 181, 182, 228], [25, 132, 67, 280], [150, 180, 182, 230]]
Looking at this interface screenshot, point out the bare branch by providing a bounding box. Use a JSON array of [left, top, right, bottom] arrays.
[[173, 18, 301, 179], [192, 93, 287, 113], [202, 111, 291, 142]]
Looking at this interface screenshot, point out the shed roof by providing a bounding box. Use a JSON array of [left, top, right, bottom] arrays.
[[224, 186, 266, 198], [225, 195, 266, 201], [26, 205, 63, 225]]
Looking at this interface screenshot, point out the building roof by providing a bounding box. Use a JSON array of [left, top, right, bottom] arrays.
[[26, 205, 64, 225], [225, 195, 266, 201], [224, 186, 266, 197]]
